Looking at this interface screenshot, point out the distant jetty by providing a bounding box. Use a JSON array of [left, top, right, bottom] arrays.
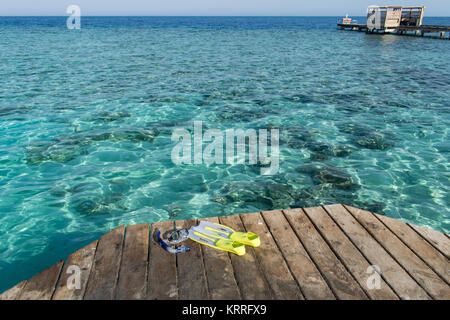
[[338, 5, 450, 39]]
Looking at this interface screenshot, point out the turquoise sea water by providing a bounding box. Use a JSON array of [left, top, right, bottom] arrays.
[[0, 17, 449, 292]]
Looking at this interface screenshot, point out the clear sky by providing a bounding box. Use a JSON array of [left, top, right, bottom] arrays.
[[1, 0, 449, 16]]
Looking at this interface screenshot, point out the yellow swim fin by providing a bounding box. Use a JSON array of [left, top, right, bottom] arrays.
[[188, 228, 246, 256], [193, 220, 260, 247]]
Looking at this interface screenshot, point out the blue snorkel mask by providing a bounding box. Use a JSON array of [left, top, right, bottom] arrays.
[[155, 229, 190, 254]]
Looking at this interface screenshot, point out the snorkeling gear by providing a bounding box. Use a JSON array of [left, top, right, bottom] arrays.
[[192, 220, 260, 247], [188, 227, 246, 256], [154, 228, 190, 254]]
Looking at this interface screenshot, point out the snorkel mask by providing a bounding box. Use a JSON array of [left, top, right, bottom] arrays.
[[155, 228, 190, 254]]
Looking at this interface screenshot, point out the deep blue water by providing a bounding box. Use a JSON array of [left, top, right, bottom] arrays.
[[0, 16, 449, 293]]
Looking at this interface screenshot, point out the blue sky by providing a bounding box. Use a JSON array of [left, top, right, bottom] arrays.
[[1, 0, 449, 16]]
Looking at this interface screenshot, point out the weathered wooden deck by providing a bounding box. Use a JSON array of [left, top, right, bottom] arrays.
[[1, 204, 449, 300]]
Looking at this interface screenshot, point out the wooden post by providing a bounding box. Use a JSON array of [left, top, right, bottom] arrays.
[[419, 6, 425, 26]]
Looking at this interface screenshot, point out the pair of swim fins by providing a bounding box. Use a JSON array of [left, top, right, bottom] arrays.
[[188, 220, 260, 256]]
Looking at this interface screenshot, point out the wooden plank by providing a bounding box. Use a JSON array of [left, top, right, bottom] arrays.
[[240, 212, 304, 300], [261, 210, 335, 300], [323, 204, 430, 300], [84, 225, 125, 300], [147, 220, 178, 300], [18, 261, 64, 300], [281, 208, 367, 300], [199, 217, 241, 300], [345, 205, 450, 300], [302, 206, 398, 300], [176, 219, 209, 300], [408, 223, 450, 259], [52, 240, 98, 300], [375, 213, 450, 285], [116, 224, 149, 300], [219, 214, 273, 299], [0, 281, 27, 300]]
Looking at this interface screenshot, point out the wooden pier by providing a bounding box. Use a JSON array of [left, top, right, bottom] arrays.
[[1, 204, 449, 300], [338, 23, 450, 39]]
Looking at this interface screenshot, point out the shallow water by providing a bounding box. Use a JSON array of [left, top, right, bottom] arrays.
[[0, 17, 449, 292]]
